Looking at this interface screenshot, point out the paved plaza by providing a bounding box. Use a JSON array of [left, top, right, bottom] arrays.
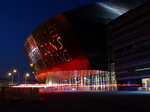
[[1, 91, 150, 112]]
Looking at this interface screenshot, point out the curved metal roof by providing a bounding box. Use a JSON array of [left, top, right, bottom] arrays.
[[65, 0, 145, 23]]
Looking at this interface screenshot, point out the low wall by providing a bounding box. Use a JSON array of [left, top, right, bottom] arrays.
[[0, 87, 39, 102]]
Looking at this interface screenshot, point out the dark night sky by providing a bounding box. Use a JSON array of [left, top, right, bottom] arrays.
[[0, 0, 147, 81]]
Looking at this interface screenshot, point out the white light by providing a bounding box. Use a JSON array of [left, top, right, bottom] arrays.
[[72, 88, 76, 91], [135, 67, 150, 71], [98, 3, 128, 16], [14, 70, 17, 73]]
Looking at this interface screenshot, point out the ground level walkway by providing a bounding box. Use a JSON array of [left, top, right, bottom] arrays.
[[1, 91, 150, 112]]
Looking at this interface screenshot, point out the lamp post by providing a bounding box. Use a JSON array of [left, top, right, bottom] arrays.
[[8, 72, 13, 84], [14, 69, 20, 84], [25, 73, 30, 84]]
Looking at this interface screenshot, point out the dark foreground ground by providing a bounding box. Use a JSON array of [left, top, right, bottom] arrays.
[[1, 91, 150, 112]]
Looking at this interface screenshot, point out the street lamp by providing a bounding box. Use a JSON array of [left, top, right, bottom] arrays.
[[25, 73, 30, 84], [13, 69, 20, 84], [8, 72, 13, 84]]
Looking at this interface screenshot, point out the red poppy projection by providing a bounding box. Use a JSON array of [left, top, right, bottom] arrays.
[[24, 14, 91, 82]]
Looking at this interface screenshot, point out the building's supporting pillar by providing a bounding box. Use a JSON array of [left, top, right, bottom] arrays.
[[99, 73, 102, 90], [102, 72, 104, 90], [95, 74, 98, 90], [76, 77, 79, 90], [69, 79, 72, 87], [90, 75, 92, 90], [81, 77, 83, 87], [60, 80, 62, 90], [104, 72, 107, 90], [93, 75, 95, 90]]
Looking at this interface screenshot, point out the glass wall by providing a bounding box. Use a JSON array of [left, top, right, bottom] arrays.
[[45, 70, 117, 91]]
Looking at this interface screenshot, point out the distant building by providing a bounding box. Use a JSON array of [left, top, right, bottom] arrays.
[[0, 78, 11, 88], [24, 0, 145, 90]]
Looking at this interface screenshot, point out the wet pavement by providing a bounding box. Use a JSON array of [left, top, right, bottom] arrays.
[[1, 91, 150, 112]]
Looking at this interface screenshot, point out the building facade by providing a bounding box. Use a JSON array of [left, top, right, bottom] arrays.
[[108, 0, 150, 90], [24, 0, 144, 90]]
